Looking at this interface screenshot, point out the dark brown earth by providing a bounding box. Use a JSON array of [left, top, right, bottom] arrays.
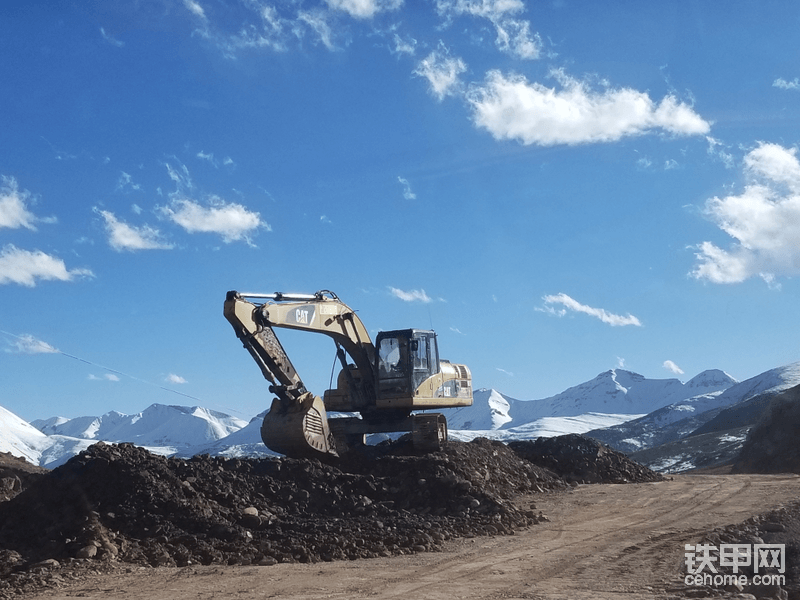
[[2, 432, 799, 599], [0, 435, 661, 597], [0, 452, 47, 503]]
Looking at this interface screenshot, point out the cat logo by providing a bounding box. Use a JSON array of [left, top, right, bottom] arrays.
[[288, 305, 315, 325]]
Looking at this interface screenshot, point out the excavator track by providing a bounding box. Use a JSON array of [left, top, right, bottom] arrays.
[[412, 413, 448, 451]]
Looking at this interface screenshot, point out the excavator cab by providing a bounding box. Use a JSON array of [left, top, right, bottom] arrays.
[[376, 329, 439, 399]]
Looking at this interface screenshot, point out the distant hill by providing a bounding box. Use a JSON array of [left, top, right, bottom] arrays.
[[33, 404, 247, 451], [446, 368, 737, 435], [0, 361, 795, 469], [587, 361, 800, 455], [733, 383, 800, 474]]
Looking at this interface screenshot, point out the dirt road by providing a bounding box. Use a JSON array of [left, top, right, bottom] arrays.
[[29, 473, 800, 600]]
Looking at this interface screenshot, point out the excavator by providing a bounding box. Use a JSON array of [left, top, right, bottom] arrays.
[[223, 290, 473, 459]]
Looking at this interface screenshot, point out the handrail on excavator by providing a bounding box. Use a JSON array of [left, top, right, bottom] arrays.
[[233, 290, 339, 302]]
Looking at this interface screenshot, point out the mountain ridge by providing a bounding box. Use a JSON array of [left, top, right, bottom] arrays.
[[3, 361, 798, 469]]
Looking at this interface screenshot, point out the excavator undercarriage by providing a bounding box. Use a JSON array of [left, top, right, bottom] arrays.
[[223, 290, 472, 458]]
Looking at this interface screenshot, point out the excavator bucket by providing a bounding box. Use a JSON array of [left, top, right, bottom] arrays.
[[260, 393, 338, 458]]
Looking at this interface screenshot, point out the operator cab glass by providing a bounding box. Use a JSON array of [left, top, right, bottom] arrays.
[[376, 329, 439, 397]]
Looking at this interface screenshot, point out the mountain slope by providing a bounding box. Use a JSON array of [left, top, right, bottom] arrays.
[[33, 404, 248, 450], [4, 362, 794, 469], [587, 361, 800, 454], [503, 369, 736, 424]]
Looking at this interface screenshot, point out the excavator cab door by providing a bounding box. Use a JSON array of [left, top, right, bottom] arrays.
[[376, 329, 439, 399]]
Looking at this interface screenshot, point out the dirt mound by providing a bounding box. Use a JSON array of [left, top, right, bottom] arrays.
[[673, 500, 800, 599], [508, 434, 665, 484], [0, 435, 669, 597], [0, 438, 565, 596], [0, 452, 47, 502], [733, 384, 800, 474]]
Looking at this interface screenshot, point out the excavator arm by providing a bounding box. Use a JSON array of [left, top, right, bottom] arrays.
[[223, 290, 377, 457]]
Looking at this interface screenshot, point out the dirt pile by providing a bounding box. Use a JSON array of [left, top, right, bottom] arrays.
[[0, 452, 46, 502], [733, 384, 800, 475], [508, 434, 666, 484], [0, 435, 669, 597], [673, 501, 800, 599], [0, 438, 566, 596]]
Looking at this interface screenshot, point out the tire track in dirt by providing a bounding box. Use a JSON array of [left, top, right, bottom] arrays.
[[352, 475, 796, 600]]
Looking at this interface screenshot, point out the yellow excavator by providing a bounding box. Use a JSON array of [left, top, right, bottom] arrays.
[[223, 290, 473, 458]]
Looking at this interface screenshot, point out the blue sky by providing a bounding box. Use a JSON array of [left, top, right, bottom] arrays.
[[2, 0, 800, 422]]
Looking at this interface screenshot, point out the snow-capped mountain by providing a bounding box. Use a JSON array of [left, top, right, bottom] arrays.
[[588, 361, 800, 454], [446, 389, 514, 430], [0, 404, 94, 468], [2, 361, 796, 469], [178, 411, 274, 459], [507, 368, 737, 422], [445, 368, 737, 433], [33, 404, 248, 451]]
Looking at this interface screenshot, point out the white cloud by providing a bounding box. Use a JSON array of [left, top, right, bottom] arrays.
[[89, 373, 120, 382], [197, 151, 216, 166], [391, 33, 416, 56], [773, 77, 800, 91], [211, 5, 289, 55], [325, 0, 402, 19], [167, 373, 188, 384], [691, 142, 800, 285], [496, 367, 514, 376], [183, 0, 207, 20], [661, 360, 683, 375], [541, 293, 642, 327], [492, 15, 541, 59], [389, 287, 432, 303], [0, 245, 94, 287], [97, 209, 173, 252], [298, 10, 338, 51], [165, 161, 193, 192], [414, 45, 467, 101], [160, 197, 267, 243], [0, 177, 39, 230], [99, 27, 124, 47], [4, 333, 59, 354], [397, 176, 416, 200], [436, 0, 541, 59], [116, 171, 141, 192], [467, 69, 710, 147], [706, 136, 735, 169], [663, 360, 684, 375]]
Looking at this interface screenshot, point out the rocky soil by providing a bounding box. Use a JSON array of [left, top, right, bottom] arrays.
[[0, 435, 667, 598], [665, 500, 800, 600], [0, 452, 47, 503], [508, 433, 665, 484]]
